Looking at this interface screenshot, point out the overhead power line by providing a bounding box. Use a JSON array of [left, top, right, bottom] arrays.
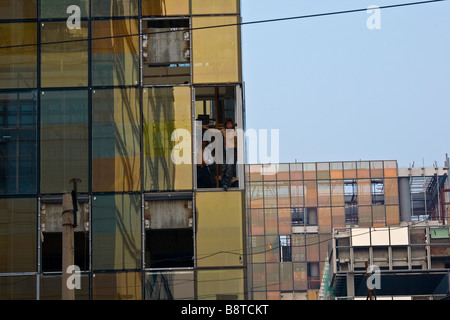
[[0, 0, 446, 50]]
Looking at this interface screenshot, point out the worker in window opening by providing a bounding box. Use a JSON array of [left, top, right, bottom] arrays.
[[197, 140, 214, 188], [220, 118, 237, 191]]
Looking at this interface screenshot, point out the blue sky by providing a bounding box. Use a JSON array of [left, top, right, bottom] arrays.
[[240, 0, 450, 168]]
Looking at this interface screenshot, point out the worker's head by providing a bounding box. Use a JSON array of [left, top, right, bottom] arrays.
[[224, 118, 234, 129]]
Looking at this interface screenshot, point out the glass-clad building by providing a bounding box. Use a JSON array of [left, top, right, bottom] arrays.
[[245, 161, 403, 300], [0, 0, 245, 300]]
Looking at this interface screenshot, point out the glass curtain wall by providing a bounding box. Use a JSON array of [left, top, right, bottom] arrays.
[[246, 161, 400, 300]]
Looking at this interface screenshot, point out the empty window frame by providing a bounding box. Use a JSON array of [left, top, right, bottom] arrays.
[[142, 18, 190, 85], [279, 235, 292, 262], [195, 86, 242, 190], [144, 197, 194, 269], [371, 179, 385, 205]]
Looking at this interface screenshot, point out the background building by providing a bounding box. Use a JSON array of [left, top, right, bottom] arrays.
[[245, 159, 450, 300], [0, 0, 246, 300]]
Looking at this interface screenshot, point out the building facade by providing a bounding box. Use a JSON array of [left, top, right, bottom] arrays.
[[0, 0, 246, 300], [245, 160, 450, 300]]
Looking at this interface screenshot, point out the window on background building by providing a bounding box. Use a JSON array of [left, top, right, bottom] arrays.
[[0, 92, 37, 195], [142, 18, 190, 85], [371, 179, 385, 205], [279, 235, 292, 262], [291, 207, 304, 226]]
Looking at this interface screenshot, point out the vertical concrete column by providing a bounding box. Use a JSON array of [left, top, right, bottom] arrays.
[[399, 177, 412, 223], [346, 273, 355, 300]]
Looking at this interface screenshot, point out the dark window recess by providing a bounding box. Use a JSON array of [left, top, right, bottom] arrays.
[[145, 229, 193, 268], [41, 232, 89, 272]]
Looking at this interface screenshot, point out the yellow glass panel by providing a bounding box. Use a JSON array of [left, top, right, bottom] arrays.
[[196, 191, 244, 267], [93, 272, 142, 300], [249, 182, 264, 208], [384, 160, 398, 178], [370, 161, 384, 178], [357, 179, 371, 205], [330, 162, 343, 179], [304, 181, 317, 207], [0, 23, 37, 89], [385, 178, 399, 205], [317, 180, 331, 206], [92, 88, 140, 192], [41, 0, 89, 18], [192, 0, 238, 14], [331, 180, 345, 206], [332, 207, 345, 228], [92, 19, 139, 86], [0, 1, 37, 19], [277, 181, 290, 207], [386, 205, 400, 225], [41, 21, 88, 87], [40, 274, 89, 300], [0, 276, 36, 300], [192, 16, 240, 84], [197, 269, 244, 300], [0, 198, 36, 273], [318, 207, 331, 233], [143, 86, 192, 191], [372, 205, 386, 227], [92, 0, 138, 17], [264, 209, 277, 235], [251, 236, 265, 263], [317, 163, 330, 179], [290, 181, 304, 207], [278, 208, 291, 234], [357, 161, 370, 178], [142, 0, 189, 16]]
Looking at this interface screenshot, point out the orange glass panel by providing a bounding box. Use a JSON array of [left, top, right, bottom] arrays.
[[278, 208, 291, 234], [385, 178, 399, 205]]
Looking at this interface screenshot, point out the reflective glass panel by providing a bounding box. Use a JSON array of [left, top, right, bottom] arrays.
[[92, 0, 138, 17], [290, 181, 304, 207], [276, 163, 290, 180], [0, 1, 37, 19], [278, 208, 291, 234], [292, 234, 306, 262], [0, 22, 37, 89], [143, 86, 192, 191], [197, 269, 244, 300], [142, 0, 189, 16], [41, 21, 88, 87], [265, 235, 279, 263], [384, 160, 397, 178], [192, 16, 240, 84], [330, 162, 343, 179], [92, 19, 139, 86], [0, 198, 36, 273], [358, 206, 372, 227], [357, 161, 370, 178], [385, 178, 399, 205], [40, 274, 89, 300], [196, 191, 243, 267], [251, 209, 264, 236], [304, 181, 317, 207], [290, 163, 302, 180], [317, 163, 330, 179], [41, 0, 89, 18], [372, 205, 386, 227], [264, 208, 278, 235], [144, 271, 194, 300], [249, 182, 264, 208], [40, 90, 88, 194], [280, 263, 293, 291], [343, 162, 357, 179], [303, 163, 316, 180], [331, 180, 344, 207], [0, 92, 37, 195], [0, 276, 36, 300], [92, 88, 140, 192], [263, 181, 277, 208], [370, 161, 384, 178], [332, 207, 345, 228], [266, 263, 279, 291], [318, 207, 331, 233], [277, 181, 290, 208], [93, 272, 141, 300], [357, 179, 372, 205], [191, 0, 239, 14], [386, 205, 400, 225], [317, 180, 331, 207], [293, 263, 307, 291], [92, 194, 141, 270], [306, 234, 319, 261], [252, 263, 266, 292]]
